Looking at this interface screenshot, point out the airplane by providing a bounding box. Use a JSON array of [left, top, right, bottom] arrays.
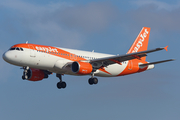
[[2, 27, 174, 89]]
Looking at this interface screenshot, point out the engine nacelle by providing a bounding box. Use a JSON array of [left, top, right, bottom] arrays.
[[23, 68, 47, 81], [71, 61, 93, 75]]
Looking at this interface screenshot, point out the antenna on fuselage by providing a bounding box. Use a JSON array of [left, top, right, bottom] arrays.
[[26, 41, 28, 44]]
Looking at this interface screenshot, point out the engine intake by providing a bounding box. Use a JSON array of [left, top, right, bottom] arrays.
[[72, 61, 93, 75]]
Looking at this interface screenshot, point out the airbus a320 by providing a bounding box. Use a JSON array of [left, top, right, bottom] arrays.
[[3, 27, 174, 89]]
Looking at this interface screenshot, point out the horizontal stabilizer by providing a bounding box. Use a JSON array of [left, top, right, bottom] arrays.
[[139, 59, 175, 67]]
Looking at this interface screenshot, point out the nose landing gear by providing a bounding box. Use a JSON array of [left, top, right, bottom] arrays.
[[22, 66, 30, 80]]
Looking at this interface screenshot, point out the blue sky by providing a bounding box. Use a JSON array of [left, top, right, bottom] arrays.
[[0, 0, 179, 120]]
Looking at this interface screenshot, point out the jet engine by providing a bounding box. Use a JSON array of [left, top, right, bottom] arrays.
[[71, 61, 93, 75], [22, 68, 48, 81]]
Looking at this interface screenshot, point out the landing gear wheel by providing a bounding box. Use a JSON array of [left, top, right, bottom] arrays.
[[88, 78, 98, 85], [57, 82, 67, 89], [57, 82, 62, 89], [22, 76, 25, 80], [56, 74, 67, 89], [61, 82, 67, 88], [88, 78, 94, 85], [93, 77, 98, 84]]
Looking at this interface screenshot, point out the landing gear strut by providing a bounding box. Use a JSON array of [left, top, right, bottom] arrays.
[[56, 74, 66, 89], [88, 72, 98, 85]]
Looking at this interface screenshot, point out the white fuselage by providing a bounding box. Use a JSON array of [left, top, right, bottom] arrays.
[[3, 46, 129, 77]]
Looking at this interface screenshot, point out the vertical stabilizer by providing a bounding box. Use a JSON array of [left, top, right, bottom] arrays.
[[127, 27, 151, 61]]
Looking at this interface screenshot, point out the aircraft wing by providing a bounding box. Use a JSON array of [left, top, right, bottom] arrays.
[[89, 46, 168, 68]]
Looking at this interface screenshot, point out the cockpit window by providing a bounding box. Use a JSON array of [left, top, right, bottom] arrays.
[[9, 47, 24, 51], [16, 48, 20, 50], [9, 48, 16, 50]]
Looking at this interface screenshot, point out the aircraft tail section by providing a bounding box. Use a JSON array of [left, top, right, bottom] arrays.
[[127, 27, 151, 61]]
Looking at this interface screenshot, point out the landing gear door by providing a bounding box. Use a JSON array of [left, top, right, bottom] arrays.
[[29, 45, 36, 57]]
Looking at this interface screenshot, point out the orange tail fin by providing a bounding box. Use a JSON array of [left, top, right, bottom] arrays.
[[127, 27, 151, 61]]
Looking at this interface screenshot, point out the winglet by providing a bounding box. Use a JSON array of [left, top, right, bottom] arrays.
[[164, 46, 168, 51]]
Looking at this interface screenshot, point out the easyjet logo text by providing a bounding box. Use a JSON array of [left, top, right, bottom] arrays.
[[35, 46, 58, 52], [132, 29, 149, 53]]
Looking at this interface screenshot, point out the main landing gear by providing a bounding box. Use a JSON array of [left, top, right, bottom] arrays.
[[88, 77, 98, 85], [56, 72, 98, 89], [56, 74, 66, 89], [56, 75, 98, 89], [88, 72, 98, 85]]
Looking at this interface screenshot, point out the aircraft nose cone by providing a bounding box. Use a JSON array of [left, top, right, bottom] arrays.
[[2, 51, 12, 63], [3, 52, 8, 62]]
